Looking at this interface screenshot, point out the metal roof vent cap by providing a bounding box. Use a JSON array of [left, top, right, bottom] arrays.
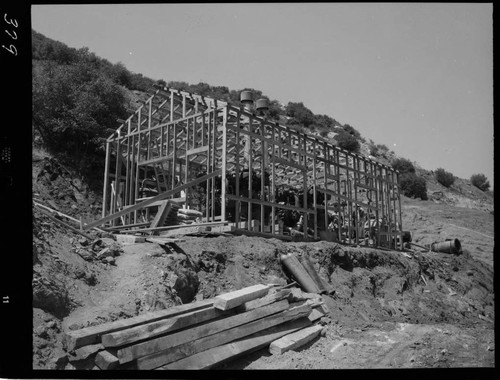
[[255, 98, 269, 112], [240, 90, 254, 104]]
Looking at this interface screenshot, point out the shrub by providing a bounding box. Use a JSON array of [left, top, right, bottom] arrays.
[[470, 173, 490, 191], [369, 145, 379, 156], [32, 59, 127, 173], [285, 102, 315, 127], [400, 173, 428, 200], [391, 158, 415, 174], [334, 132, 360, 153], [342, 124, 361, 139], [435, 168, 455, 187], [376, 143, 389, 152]]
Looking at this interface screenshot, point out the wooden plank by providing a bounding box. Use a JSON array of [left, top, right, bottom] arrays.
[[355, 181, 377, 192], [186, 145, 208, 156], [226, 194, 313, 214], [274, 156, 307, 171], [33, 201, 106, 233], [149, 200, 172, 229], [95, 350, 119, 370], [115, 235, 146, 244], [227, 227, 294, 241], [132, 196, 186, 206], [307, 307, 325, 322], [135, 302, 312, 369], [269, 324, 323, 355], [64, 299, 213, 351], [235, 289, 291, 313], [145, 237, 185, 244], [84, 169, 222, 231], [157, 225, 211, 237], [117, 299, 290, 364], [35, 206, 93, 240], [102, 306, 234, 348], [160, 317, 312, 370], [115, 221, 228, 235], [214, 284, 271, 310]]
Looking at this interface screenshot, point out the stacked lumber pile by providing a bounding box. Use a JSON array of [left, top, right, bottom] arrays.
[[64, 284, 329, 370], [177, 208, 203, 225]]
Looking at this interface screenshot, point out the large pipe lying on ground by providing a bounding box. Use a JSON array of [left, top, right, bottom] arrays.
[[430, 239, 462, 255], [280, 253, 321, 293]]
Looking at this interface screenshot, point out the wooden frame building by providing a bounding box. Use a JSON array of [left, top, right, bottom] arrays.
[[96, 86, 404, 249]]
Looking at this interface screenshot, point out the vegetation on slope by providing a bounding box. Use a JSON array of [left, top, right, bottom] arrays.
[[31, 30, 491, 199]]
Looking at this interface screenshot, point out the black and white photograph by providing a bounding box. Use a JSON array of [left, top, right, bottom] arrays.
[[21, 2, 497, 375]]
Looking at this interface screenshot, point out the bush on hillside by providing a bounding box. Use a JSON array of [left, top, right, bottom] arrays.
[[342, 124, 361, 139], [369, 144, 379, 156], [285, 102, 315, 127], [391, 157, 415, 174], [470, 173, 490, 191], [32, 59, 127, 173], [435, 168, 455, 187], [335, 132, 360, 153], [400, 173, 428, 200]]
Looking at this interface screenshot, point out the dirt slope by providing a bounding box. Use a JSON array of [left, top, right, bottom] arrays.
[[32, 153, 494, 370]]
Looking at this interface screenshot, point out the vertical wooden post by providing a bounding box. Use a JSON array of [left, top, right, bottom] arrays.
[[102, 140, 111, 219], [336, 149, 342, 243], [134, 110, 142, 224], [221, 108, 228, 222], [235, 112, 240, 228], [312, 139, 318, 240], [170, 90, 175, 122], [205, 112, 210, 222], [129, 133, 136, 215], [113, 134, 122, 227], [302, 137, 308, 241], [146, 97, 153, 160], [323, 142, 328, 237], [171, 123, 177, 191], [270, 123, 275, 235], [352, 155, 358, 245], [185, 119, 190, 208], [247, 116, 253, 229], [260, 120, 265, 232], [211, 110, 216, 221]]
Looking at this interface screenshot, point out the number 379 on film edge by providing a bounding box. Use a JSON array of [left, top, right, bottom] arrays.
[[2, 13, 18, 56]]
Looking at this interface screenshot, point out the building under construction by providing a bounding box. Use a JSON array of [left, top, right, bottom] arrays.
[[90, 85, 404, 249]]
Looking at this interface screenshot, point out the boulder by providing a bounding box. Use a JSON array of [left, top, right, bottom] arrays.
[[33, 276, 71, 318]]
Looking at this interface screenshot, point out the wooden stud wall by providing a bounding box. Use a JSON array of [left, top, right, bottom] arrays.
[[102, 88, 403, 249]]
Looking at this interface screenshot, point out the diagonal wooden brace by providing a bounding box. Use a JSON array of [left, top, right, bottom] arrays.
[[83, 170, 222, 231]]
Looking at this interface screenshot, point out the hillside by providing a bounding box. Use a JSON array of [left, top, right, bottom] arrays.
[[31, 30, 494, 370]]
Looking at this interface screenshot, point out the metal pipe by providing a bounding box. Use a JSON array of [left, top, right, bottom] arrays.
[[280, 253, 321, 293], [430, 239, 462, 254]]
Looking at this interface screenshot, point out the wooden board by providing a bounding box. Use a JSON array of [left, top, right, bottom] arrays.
[[115, 234, 146, 244], [64, 299, 213, 351], [269, 324, 323, 355], [213, 284, 270, 310], [160, 317, 312, 369], [94, 350, 119, 370], [145, 237, 185, 245], [149, 200, 172, 230], [117, 299, 289, 364], [102, 306, 233, 348], [134, 302, 312, 369], [235, 289, 291, 313], [83, 169, 221, 230]]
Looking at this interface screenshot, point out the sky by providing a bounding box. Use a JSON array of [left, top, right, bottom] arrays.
[[31, 3, 494, 188]]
